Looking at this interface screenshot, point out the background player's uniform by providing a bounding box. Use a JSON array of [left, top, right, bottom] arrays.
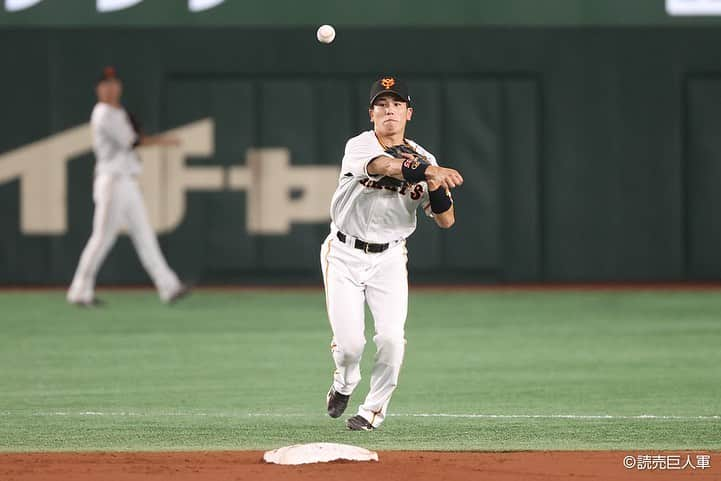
[[67, 103, 182, 304], [321, 130, 438, 428]]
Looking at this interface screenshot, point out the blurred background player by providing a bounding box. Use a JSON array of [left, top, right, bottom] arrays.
[[67, 67, 188, 306], [322, 76, 463, 430]]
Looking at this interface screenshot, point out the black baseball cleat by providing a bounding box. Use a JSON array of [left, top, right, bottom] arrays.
[[326, 386, 350, 418], [346, 415, 375, 431]]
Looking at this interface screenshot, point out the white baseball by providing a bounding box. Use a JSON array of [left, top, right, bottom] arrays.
[[317, 24, 336, 44]]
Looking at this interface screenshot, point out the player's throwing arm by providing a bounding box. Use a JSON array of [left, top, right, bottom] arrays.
[[368, 145, 462, 228]]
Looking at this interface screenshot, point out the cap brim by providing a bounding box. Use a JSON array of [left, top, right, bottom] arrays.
[[370, 90, 408, 106]]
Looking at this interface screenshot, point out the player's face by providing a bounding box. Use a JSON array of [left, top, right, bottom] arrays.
[[106, 79, 122, 102], [369, 94, 413, 136], [96, 79, 123, 104]]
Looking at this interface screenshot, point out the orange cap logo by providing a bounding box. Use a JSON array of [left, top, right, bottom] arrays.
[[381, 77, 395, 89], [103, 66, 116, 78]]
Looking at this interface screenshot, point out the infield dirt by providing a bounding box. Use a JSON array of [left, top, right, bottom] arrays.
[[1, 451, 718, 481]]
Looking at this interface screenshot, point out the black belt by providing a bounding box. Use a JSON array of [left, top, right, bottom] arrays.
[[336, 231, 389, 253]]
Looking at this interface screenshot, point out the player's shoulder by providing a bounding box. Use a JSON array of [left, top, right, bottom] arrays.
[[344, 130, 379, 152], [91, 102, 121, 124], [91, 102, 108, 119], [406, 138, 437, 165]]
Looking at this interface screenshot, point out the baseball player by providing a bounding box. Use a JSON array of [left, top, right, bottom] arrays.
[[67, 67, 188, 306], [322, 76, 463, 430]]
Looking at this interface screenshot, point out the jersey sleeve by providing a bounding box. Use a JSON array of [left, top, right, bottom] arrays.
[[341, 133, 391, 179], [97, 109, 138, 149]]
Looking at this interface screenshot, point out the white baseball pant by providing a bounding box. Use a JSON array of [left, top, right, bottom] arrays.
[[67, 174, 182, 303], [320, 231, 408, 428]]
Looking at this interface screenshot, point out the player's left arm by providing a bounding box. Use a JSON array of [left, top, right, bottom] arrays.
[[137, 133, 180, 147], [127, 113, 180, 147]]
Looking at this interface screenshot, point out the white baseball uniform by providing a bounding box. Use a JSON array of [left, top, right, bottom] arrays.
[[67, 102, 182, 304], [321, 130, 437, 428]]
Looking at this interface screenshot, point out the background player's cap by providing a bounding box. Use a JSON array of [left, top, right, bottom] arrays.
[[97, 66, 120, 84], [369, 76, 411, 106]]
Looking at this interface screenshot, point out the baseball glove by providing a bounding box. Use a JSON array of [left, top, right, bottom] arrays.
[[127, 112, 143, 148], [127, 112, 143, 136], [385, 143, 421, 160], [379, 144, 430, 188]]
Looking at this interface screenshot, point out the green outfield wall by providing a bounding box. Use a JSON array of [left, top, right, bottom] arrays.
[[2, 0, 721, 27], [1, 26, 720, 284]]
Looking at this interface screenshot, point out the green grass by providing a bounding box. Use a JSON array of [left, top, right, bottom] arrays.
[[0, 289, 720, 452]]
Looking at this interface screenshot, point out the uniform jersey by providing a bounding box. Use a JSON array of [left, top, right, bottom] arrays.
[[330, 130, 436, 244], [91, 102, 141, 177]]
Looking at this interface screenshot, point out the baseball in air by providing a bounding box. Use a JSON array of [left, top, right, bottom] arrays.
[[317, 24, 336, 44]]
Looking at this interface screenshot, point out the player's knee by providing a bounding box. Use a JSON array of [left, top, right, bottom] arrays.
[[87, 232, 105, 247], [335, 339, 366, 363], [88, 229, 113, 251], [374, 334, 406, 366]]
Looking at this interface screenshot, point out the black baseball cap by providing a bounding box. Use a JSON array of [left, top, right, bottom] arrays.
[[369, 76, 411, 106], [97, 66, 120, 84]]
